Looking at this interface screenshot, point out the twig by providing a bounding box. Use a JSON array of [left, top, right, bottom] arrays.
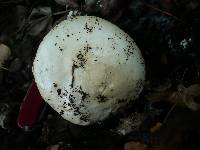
[[144, 3, 181, 21], [163, 102, 177, 123], [0, 66, 9, 71], [181, 67, 189, 82], [52, 11, 67, 16]]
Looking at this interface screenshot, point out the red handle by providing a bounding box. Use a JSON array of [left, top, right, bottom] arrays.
[[17, 81, 45, 131]]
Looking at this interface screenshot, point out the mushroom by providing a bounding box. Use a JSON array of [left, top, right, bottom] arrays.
[[33, 16, 145, 125]]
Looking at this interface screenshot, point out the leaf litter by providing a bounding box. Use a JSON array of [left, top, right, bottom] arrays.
[[0, 0, 200, 150]]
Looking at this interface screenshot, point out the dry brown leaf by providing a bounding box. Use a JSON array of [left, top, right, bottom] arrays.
[[187, 84, 200, 95], [150, 122, 162, 133], [124, 141, 148, 150], [181, 84, 200, 111], [168, 84, 200, 111], [146, 91, 172, 102], [124, 141, 178, 150], [148, 143, 178, 150], [50, 144, 59, 150], [147, 84, 200, 111]]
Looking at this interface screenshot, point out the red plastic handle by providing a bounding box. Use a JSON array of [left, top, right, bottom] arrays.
[[17, 81, 45, 131]]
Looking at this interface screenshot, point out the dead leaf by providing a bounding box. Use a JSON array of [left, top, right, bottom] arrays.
[[27, 16, 53, 37], [187, 84, 200, 95], [30, 7, 52, 19], [124, 141, 147, 150], [147, 84, 200, 111], [150, 122, 162, 133], [0, 5, 27, 41], [66, 0, 79, 8], [146, 91, 172, 102], [85, 0, 98, 6], [21, 6, 53, 38], [168, 84, 200, 111], [50, 144, 59, 150], [149, 108, 200, 150], [54, 0, 68, 5], [182, 84, 200, 111]]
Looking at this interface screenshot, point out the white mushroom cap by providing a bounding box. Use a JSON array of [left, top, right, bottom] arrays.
[[33, 16, 145, 125]]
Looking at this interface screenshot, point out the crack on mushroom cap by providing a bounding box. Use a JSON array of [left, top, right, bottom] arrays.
[[70, 62, 78, 88]]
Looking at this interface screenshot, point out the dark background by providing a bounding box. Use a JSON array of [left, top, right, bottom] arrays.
[[0, 0, 200, 150]]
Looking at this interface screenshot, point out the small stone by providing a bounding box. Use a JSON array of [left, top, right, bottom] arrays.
[[0, 44, 11, 67]]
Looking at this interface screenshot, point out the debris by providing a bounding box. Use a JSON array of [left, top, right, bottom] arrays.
[[115, 113, 146, 135], [180, 38, 191, 49], [67, 10, 80, 19]]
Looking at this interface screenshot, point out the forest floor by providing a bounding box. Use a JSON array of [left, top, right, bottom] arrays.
[[0, 0, 200, 150]]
